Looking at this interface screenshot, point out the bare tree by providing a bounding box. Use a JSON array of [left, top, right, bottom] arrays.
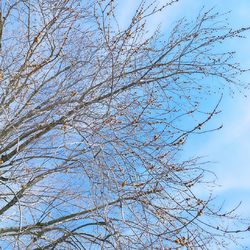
[[0, 0, 249, 249]]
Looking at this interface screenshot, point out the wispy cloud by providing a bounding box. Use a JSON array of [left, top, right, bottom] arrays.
[[117, 0, 250, 221]]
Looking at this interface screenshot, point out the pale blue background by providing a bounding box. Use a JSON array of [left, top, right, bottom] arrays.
[[117, 1, 250, 249]]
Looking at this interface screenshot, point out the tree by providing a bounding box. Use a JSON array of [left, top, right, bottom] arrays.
[[0, 0, 249, 249]]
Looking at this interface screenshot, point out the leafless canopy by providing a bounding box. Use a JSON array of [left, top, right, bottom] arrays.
[[0, 0, 249, 249]]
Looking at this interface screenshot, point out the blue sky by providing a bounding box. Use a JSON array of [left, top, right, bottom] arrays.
[[117, 0, 250, 249]]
